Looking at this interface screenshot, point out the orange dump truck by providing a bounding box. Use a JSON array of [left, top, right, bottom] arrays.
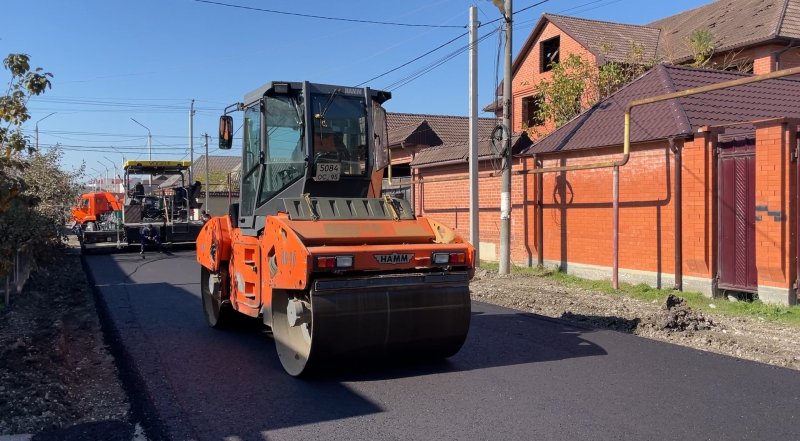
[[71, 191, 122, 231], [196, 81, 474, 376]]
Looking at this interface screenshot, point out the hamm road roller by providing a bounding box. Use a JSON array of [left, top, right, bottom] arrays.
[[196, 81, 474, 376]]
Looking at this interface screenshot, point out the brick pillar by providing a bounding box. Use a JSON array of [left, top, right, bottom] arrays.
[[680, 127, 722, 297], [753, 52, 775, 75], [754, 118, 798, 305]]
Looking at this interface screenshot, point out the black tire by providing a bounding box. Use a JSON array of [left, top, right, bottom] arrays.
[[84, 221, 97, 232], [201, 266, 235, 328]]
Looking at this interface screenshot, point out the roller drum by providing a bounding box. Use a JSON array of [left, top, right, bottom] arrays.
[[272, 272, 471, 376]]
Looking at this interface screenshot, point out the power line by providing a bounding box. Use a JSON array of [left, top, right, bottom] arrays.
[[193, 0, 465, 28], [356, 0, 549, 88], [356, 32, 469, 86], [385, 27, 501, 91]]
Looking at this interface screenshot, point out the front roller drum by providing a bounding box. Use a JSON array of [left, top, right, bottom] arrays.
[[272, 273, 472, 376]]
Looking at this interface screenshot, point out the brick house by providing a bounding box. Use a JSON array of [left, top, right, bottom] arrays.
[[412, 0, 800, 305], [518, 63, 800, 305]]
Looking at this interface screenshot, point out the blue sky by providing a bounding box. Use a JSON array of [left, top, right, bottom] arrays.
[[1, 0, 706, 176]]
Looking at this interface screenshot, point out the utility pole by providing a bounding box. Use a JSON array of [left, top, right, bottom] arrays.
[[468, 6, 480, 265], [204, 132, 210, 213], [190, 100, 196, 184], [499, 0, 513, 274]]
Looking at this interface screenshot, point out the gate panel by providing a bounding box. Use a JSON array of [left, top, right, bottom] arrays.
[[718, 139, 756, 292]]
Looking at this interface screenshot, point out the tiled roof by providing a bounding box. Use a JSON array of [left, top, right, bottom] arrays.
[[412, 132, 532, 168], [387, 113, 496, 147], [545, 14, 661, 64], [524, 64, 800, 155], [387, 120, 443, 147], [649, 0, 800, 62]]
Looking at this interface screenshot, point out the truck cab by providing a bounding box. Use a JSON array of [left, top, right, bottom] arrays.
[[71, 191, 121, 231]]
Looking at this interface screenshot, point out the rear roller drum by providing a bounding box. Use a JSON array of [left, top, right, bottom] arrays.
[[201, 267, 235, 328], [272, 289, 314, 376]]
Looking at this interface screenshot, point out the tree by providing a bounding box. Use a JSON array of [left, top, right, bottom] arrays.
[[534, 43, 653, 130], [687, 29, 715, 68], [0, 53, 59, 277]]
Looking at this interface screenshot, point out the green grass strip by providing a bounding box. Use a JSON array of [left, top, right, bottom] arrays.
[[478, 261, 800, 327]]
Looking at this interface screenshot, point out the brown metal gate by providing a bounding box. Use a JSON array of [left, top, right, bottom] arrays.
[[717, 136, 757, 292]]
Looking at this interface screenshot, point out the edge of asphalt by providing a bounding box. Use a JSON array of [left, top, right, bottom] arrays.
[[81, 251, 188, 441]]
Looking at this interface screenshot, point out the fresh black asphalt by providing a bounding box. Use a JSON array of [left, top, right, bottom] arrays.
[[85, 251, 800, 441]]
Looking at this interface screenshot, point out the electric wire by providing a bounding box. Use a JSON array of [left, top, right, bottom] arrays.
[[193, 0, 465, 28], [356, 0, 549, 89]]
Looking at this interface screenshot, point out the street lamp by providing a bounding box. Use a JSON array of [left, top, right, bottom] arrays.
[[102, 156, 118, 193], [131, 118, 153, 189], [110, 145, 126, 163], [97, 163, 109, 193], [89, 167, 103, 191], [130, 118, 152, 161], [35, 112, 56, 150]]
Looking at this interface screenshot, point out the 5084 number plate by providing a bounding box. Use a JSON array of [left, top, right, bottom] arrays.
[[314, 162, 341, 181]]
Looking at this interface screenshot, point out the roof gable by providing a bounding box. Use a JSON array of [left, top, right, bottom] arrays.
[[545, 14, 661, 64], [511, 14, 661, 79]]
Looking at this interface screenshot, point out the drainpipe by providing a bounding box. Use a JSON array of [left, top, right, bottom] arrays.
[[536, 157, 544, 267], [670, 137, 683, 291], [773, 41, 797, 71], [612, 165, 620, 288], [796, 127, 800, 298]]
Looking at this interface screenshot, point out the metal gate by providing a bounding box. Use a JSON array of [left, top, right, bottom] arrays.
[[717, 137, 757, 292]]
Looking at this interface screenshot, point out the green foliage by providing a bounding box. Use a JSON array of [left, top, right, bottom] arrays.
[[534, 43, 653, 130], [0, 54, 77, 278], [687, 29, 715, 67], [534, 54, 591, 128]]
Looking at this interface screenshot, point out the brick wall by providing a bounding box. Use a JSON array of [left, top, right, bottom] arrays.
[[708, 44, 800, 74], [416, 141, 679, 274], [680, 129, 718, 281], [416, 160, 533, 263], [753, 119, 798, 297], [533, 142, 676, 274]]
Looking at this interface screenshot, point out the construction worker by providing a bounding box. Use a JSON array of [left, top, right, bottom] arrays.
[[140, 223, 161, 254]]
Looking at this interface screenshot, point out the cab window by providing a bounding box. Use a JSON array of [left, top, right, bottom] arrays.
[[240, 103, 261, 217]]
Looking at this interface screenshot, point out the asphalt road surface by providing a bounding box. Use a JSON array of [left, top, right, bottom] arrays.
[[85, 250, 800, 441]]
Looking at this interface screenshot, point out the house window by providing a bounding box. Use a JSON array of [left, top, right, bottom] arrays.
[[540, 36, 560, 72], [522, 94, 544, 128]]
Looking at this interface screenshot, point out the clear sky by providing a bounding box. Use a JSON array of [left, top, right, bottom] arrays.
[[1, 0, 707, 178]]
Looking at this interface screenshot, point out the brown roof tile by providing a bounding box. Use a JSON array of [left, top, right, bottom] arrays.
[[524, 64, 800, 155], [649, 0, 794, 62], [387, 113, 496, 147], [545, 14, 661, 64], [412, 132, 532, 168]]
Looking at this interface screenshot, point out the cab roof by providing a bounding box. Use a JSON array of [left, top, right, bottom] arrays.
[[123, 160, 192, 174]]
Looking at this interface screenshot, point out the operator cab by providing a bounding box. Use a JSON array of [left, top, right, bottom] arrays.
[[219, 81, 391, 233]]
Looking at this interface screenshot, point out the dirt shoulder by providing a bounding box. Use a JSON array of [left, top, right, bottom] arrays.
[[471, 269, 800, 371], [0, 247, 131, 438]]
